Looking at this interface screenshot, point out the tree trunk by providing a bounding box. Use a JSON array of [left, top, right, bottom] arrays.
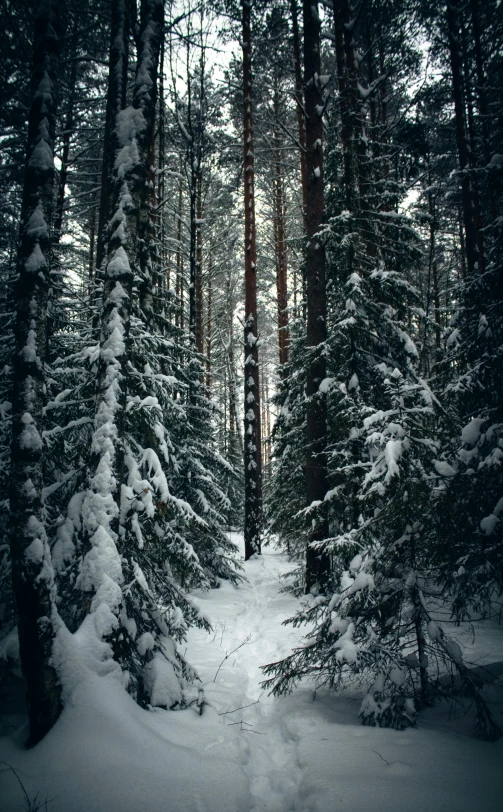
[[333, 0, 354, 211], [290, 0, 308, 316], [189, 159, 197, 344], [242, 0, 262, 559], [9, 0, 63, 746], [428, 192, 442, 361], [53, 59, 77, 243], [175, 176, 183, 328], [136, 0, 164, 329], [45, 57, 78, 350], [95, 0, 130, 273], [158, 34, 167, 295], [195, 169, 204, 354], [290, 0, 307, 229], [264, 370, 271, 470], [459, 17, 486, 275], [227, 278, 243, 456], [469, 0, 491, 166], [446, 0, 481, 278], [273, 94, 289, 367], [469, 0, 496, 220], [303, 0, 330, 592], [88, 205, 96, 284], [206, 267, 212, 391]]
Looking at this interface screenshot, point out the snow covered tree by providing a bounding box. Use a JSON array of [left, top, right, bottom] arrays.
[[302, 0, 331, 592], [263, 307, 501, 738], [46, 0, 240, 710], [266, 316, 307, 570], [8, 0, 64, 746], [426, 0, 503, 620], [263, 0, 501, 739], [242, 0, 263, 559]]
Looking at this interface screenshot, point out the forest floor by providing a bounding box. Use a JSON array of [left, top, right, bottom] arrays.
[[1, 533, 503, 811]]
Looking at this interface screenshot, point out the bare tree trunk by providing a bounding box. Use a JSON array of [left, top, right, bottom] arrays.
[[469, 0, 495, 222], [96, 0, 130, 273], [175, 177, 183, 328], [290, 0, 308, 316], [53, 59, 77, 242], [226, 278, 243, 455], [264, 371, 271, 468], [206, 265, 212, 391], [242, 0, 262, 559], [158, 34, 167, 295], [273, 95, 289, 367], [139, 124, 158, 328], [195, 169, 204, 354], [189, 161, 197, 343], [180, 254, 185, 331], [45, 56, 78, 350], [9, 0, 63, 746], [88, 205, 96, 283], [446, 0, 482, 278], [333, 0, 354, 211], [290, 0, 307, 229], [428, 193, 442, 360], [460, 18, 486, 275], [303, 0, 330, 592]]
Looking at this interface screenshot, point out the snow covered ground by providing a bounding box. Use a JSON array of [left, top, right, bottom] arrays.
[[1, 534, 502, 811]]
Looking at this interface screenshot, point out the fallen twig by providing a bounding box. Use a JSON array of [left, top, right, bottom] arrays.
[[219, 699, 260, 715], [213, 634, 254, 682]]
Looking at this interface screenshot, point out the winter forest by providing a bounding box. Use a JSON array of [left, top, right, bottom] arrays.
[[0, 0, 502, 809]]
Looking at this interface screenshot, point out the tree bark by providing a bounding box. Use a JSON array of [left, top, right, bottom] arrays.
[[459, 16, 486, 276], [242, 0, 262, 559], [175, 176, 183, 328], [53, 58, 77, 243], [446, 0, 481, 278], [206, 266, 212, 391], [9, 0, 63, 746], [195, 169, 204, 354], [469, 0, 496, 220], [303, 0, 330, 592], [95, 0, 130, 274], [273, 94, 289, 367], [290, 0, 307, 229], [158, 33, 168, 294], [136, 0, 164, 329], [290, 0, 308, 316], [428, 192, 442, 361], [189, 157, 197, 343], [333, 0, 354, 211]]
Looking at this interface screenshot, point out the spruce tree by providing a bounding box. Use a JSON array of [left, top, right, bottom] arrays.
[[8, 0, 64, 745]]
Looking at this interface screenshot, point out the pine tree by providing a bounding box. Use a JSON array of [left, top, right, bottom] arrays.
[[8, 0, 64, 746], [242, 0, 263, 559], [45, 0, 242, 710], [302, 0, 330, 592], [263, 0, 502, 739]]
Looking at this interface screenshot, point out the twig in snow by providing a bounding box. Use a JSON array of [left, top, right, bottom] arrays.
[[226, 720, 262, 733], [211, 620, 227, 645], [213, 634, 253, 682], [219, 699, 260, 715], [0, 762, 55, 811], [372, 750, 390, 766]]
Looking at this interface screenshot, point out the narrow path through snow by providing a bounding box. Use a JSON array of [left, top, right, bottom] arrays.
[[186, 535, 308, 812], [1, 534, 502, 812], [185, 534, 503, 812]]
